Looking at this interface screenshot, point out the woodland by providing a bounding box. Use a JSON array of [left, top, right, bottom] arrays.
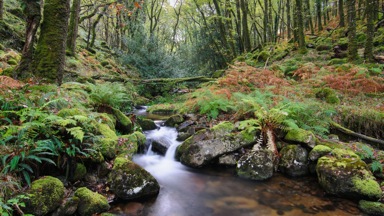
[[0, 0, 384, 215]]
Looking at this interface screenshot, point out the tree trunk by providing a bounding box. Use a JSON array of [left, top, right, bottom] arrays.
[[240, 0, 251, 51], [33, 0, 71, 85], [0, 0, 3, 20], [296, 0, 306, 53], [287, 0, 291, 39], [264, 0, 269, 43], [364, 0, 375, 62], [339, 0, 345, 27], [14, 0, 42, 79], [90, 6, 108, 48], [316, 0, 323, 31], [66, 0, 81, 56], [305, 0, 314, 34], [236, 0, 244, 52], [347, 0, 358, 61]]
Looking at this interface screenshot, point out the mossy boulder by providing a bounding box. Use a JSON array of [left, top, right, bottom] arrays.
[[95, 123, 118, 159], [309, 145, 332, 161], [147, 104, 178, 115], [316, 149, 382, 201], [137, 118, 157, 131], [358, 200, 384, 216], [23, 176, 65, 216], [284, 128, 316, 148], [74, 187, 110, 216], [72, 163, 87, 181], [7, 58, 17, 65], [57, 108, 88, 118], [279, 145, 309, 177], [52, 196, 80, 216], [112, 108, 132, 134], [164, 114, 184, 127], [315, 87, 340, 104], [236, 150, 275, 180], [117, 132, 146, 157], [108, 157, 160, 200], [178, 122, 255, 168]]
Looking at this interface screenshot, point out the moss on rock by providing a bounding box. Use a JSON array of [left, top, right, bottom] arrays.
[[72, 163, 87, 181], [309, 145, 332, 161], [112, 108, 132, 134], [315, 87, 340, 104], [164, 114, 184, 127], [284, 128, 316, 148], [212, 121, 235, 135], [57, 108, 88, 118], [359, 200, 384, 216], [23, 176, 65, 216], [74, 187, 110, 216], [108, 157, 160, 200], [137, 118, 157, 131]]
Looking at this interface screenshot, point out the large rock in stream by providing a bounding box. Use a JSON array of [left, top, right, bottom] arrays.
[[177, 121, 256, 168], [108, 156, 160, 200], [236, 149, 275, 180], [278, 145, 309, 177], [316, 148, 382, 201]]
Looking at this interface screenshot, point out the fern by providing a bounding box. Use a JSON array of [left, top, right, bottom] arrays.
[[371, 161, 383, 173], [88, 82, 132, 111], [66, 127, 85, 142]]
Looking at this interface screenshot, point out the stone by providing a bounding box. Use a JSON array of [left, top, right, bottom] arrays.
[[137, 118, 157, 131], [52, 196, 80, 216], [108, 157, 160, 200], [72, 163, 87, 181], [236, 150, 275, 180], [284, 128, 316, 148], [278, 145, 309, 177], [151, 138, 172, 155], [178, 121, 255, 168], [358, 200, 384, 216], [309, 145, 332, 161], [164, 114, 184, 127], [23, 176, 65, 216], [218, 153, 240, 166], [112, 108, 133, 134], [316, 149, 382, 201], [74, 187, 110, 216]]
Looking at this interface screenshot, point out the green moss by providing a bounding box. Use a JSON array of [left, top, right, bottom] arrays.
[[257, 51, 270, 62], [7, 58, 17, 65], [117, 132, 146, 157], [57, 108, 88, 118], [112, 108, 132, 134], [97, 123, 117, 139], [315, 88, 340, 104], [239, 130, 256, 143], [98, 137, 117, 159], [331, 148, 360, 160], [284, 128, 316, 147], [24, 176, 65, 216], [74, 187, 110, 216], [212, 69, 225, 78], [137, 118, 157, 131], [309, 145, 332, 161], [352, 176, 382, 200], [359, 200, 384, 216], [147, 103, 178, 115], [164, 114, 184, 127], [212, 121, 235, 135], [328, 58, 348, 65], [72, 163, 87, 181]]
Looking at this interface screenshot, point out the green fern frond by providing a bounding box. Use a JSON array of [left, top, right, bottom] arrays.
[[66, 127, 85, 142], [56, 119, 77, 127]]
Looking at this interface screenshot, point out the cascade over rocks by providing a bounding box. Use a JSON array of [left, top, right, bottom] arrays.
[[177, 121, 256, 168], [316, 149, 382, 201], [108, 156, 160, 200], [236, 149, 275, 180], [151, 137, 172, 155], [278, 145, 309, 177]]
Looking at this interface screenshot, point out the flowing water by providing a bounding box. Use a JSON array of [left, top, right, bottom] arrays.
[[109, 109, 363, 216]]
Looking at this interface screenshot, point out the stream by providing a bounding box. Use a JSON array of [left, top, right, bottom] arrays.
[[108, 109, 363, 216]]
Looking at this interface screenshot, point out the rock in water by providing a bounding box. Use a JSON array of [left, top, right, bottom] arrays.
[[236, 150, 275, 181], [316, 149, 382, 201], [108, 156, 160, 200], [74, 187, 110, 216], [279, 145, 309, 177], [178, 122, 255, 168]]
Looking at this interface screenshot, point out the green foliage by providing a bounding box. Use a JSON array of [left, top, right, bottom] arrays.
[[0, 194, 32, 216], [88, 82, 133, 112], [191, 89, 234, 119]]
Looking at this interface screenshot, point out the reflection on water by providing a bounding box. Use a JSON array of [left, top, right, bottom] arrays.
[[110, 112, 362, 216]]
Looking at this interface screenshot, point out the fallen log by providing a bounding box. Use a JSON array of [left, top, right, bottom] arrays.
[[330, 121, 384, 147]]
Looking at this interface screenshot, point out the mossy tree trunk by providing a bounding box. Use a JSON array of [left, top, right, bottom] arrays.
[[347, 0, 358, 61], [66, 0, 81, 56], [316, 0, 323, 31], [263, 0, 269, 43], [287, 0, 292, 39], [0, 0, 3, 20], [339, 0, 345, 27], [90, 5, 108, 48], [364, 0, 375, 62], [296, 0, 307, 53], [33, 0, 71, 85], [304, 0, 314, 35], [14, 0, 42, 79], [240, 0, 251, 51]]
